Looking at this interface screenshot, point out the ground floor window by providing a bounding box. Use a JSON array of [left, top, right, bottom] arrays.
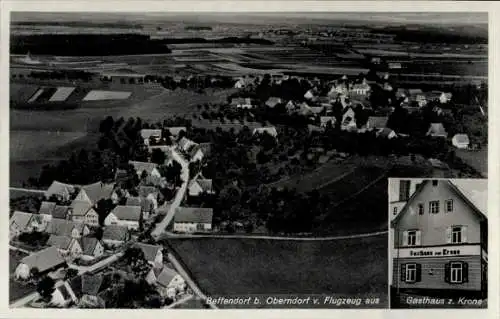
[[445, 261, 469, 284], [401, 263, 421, 283]]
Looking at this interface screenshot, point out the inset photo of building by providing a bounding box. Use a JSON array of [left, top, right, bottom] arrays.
[[389, 178, 487, 308]]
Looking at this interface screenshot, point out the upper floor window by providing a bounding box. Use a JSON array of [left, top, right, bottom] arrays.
[[429, 201, 440, 214], [418, 203, 424, 215], [452, 226, 463, 243], [393, 207, 398, 215], [445, 199, 454, 213], [403, 230, 420, 246], [399, 180, 411, 201]]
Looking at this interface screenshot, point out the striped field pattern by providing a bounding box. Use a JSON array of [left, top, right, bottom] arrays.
[[48, 87, 76, 102]]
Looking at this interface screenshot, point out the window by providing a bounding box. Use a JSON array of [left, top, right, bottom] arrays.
[[445, 262, 469, 284], [405, 264, 417, 282], [450, 263, 463, 283], [452, 226, 463, 243], [399, 180, 411, 201], [418, 203, 424, 215], [429, 201, 440, 214], [445, 199, 453, 213], [393, 207, 398, 215], [407, 230, 417, 246], [432, 180, 438, 186], [401, 263, 421, 283]]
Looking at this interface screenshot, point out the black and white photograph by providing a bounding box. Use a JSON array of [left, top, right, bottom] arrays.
[[6, 8, 488, 310], [389, 178, 488, 308]]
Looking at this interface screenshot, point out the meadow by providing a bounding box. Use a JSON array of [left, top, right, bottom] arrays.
[[168, 235, 388, 308]]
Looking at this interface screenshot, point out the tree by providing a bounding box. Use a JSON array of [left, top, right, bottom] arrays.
[[37, 275, 55, 301], [123, 247, 150, 278], [94, 227, 104, 241], [64, 268, 78, 280], [99, 116, 115, 134], [95, 198, 115, 226], [30, 267, 40, 281], [151, 149, 166, 165]]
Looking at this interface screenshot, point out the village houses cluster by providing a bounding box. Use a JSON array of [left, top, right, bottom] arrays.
[[232, 73, 470, 149], [9, 129, 221, 307]]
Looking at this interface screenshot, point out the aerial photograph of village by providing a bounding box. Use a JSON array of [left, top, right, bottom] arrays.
[[8, 11, 487, 309]]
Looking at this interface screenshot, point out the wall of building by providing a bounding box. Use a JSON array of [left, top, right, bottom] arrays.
[[392, 255, 482, 291], [394, 181, 482, 247]]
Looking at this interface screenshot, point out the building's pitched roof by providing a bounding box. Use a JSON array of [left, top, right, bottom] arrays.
[[252, 127, 278, 137], [57, 283, 72, 300], [128, 161, 158, 175], [174, 207, 213, 224], [81, 273, 104, 296], [102, 225, 130, 241], [80, 182, 115, 205], [126, 196, 153, 212], [20, 246, 65, 272], [320, 116, 336, 125], [79, 237, 100, 256], [126, 196, 141, 207], [426, 123, 447, 137], [46, 219, 86, 237], [47, 235, 74, 250], [189, 176, 213, 193], [408, 88, 423, 95], [38, 201, 56, 215], [189, 143, 211, 159], [368, 116, 388, 129], [68, 275, 83, 299], [453, 134, 470, 144], [140, 129, 162, 140], [45, 181, 75, 198], [156, 267, 179, 288], [111, 205, 141, 222], [52, 205, 70, 219], [10, 211, 34, 229], [178, 137, 198, 151], [70, 200, 92, 217], [134, 243, 162, 262], [391, 180, 487, 227]]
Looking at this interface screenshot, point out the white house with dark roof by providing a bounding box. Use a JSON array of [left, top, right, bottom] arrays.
[[10, 211, 44, 238], [146, 266, 186, 299], [134, 243, 164, 267], [45, 181, 75, 202], [173, 207, 213, 233], [178, 137, 198, 153], [188, 174, 214, 197], [69, 200, 99, 226], [47, 234, 82, 257], [15, 246, 67, 280], [46, 220, 90, 239], [189, 143, 211, 163], [78, 237, 104, 261], [390, 179, 487, 299], [104, 205, 142, 230], [74, 182, 117, 206], [140, 129, 162, 145], [128, 161, 162, 179]]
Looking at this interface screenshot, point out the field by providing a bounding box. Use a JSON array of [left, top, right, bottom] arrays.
[[168, 235, 388, 308], [9, 249, 35, 302]]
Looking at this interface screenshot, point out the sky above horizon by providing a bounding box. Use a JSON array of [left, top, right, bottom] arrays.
[[11, 12, 488, 26]]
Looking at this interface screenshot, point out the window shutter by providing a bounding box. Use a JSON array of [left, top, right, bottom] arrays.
[[400, 264, 406, 282], [463, 262, 469, 283], [462, 226, 468, 243], [402, 231, 408, 246], [446, 227, 452, 244], [416, 230, 422, 246], [444, 262, 451, 283], [416, 264, 422, 282]]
